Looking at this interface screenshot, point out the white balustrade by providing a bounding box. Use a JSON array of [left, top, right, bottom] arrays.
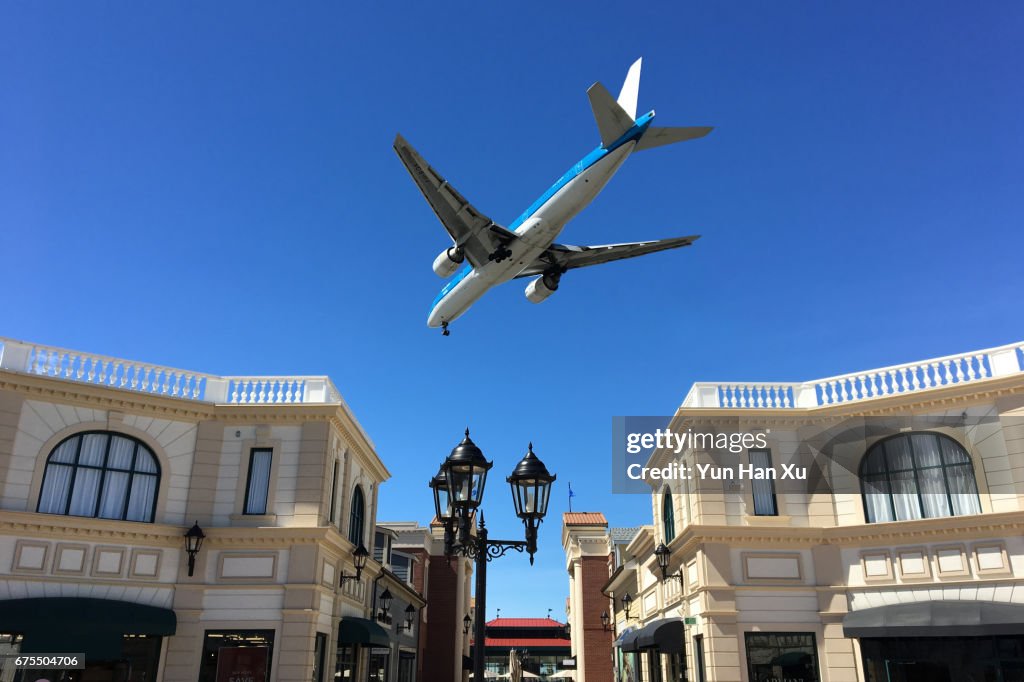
[[682, 343, 1023, 410], [0, 338, 341, 406]]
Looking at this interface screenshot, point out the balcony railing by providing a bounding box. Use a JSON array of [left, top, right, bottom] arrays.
[[682, 342, 1024, 409], [0, 337, 341, 405]]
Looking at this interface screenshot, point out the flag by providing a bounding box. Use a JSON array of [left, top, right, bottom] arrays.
[[568, 482, 576, 512]]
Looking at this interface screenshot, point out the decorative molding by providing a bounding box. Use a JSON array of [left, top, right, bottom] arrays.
[[742, 552, 803, 583], [934, 544, 971, 579], [12, 539, 50, 573], [92, 545, 126, 577], [895, 548, 931, 581], [217, 551, 279, 582], [53, 543, 89, 575], [973, 542, 1011, 576], [130, 548, 163, 579], [860, 551, 893, 582]]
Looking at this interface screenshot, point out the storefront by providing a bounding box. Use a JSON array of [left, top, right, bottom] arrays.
[[615, 620, 686, 682], [845, 601, 1024, 682], [337, 617, 390, 681], [744, 632, 820, 682], [0, 597, 174, 682]]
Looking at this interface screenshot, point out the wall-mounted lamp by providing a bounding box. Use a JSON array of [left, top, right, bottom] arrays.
[[563, 621, 570, 638], [463, 614, 473, 635], [378, 588, 393, 622], [621, 592, 633, 619], [398, 604, 416, 632], [600, 611, 610, 631], [653, 542, 685, 585], [339, 544, 369, 585], [184, 521, 205, 578]]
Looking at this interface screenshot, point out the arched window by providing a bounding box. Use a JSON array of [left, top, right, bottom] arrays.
[[349, 486, 365, 546], [662, 488, 675, 541], [861, 433, 981, 523], [37, 432, 160, 523]]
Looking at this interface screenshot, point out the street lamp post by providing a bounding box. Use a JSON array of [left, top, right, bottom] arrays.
[[431, 429, 556, 682]]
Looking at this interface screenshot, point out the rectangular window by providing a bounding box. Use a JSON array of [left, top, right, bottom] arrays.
[[313, 633, 327, 682], [694, 635, 706, 682], [243, 448, 273, 515], [329, 461, 339, 524], [749, 449, 778, 516], [368, 648, 390, 682], [391, 552, 411, 583], [198, 629, 275, 682], [745, 632, 820, 682], [336, 644, 356, 680], [397, 652, 416, 682]]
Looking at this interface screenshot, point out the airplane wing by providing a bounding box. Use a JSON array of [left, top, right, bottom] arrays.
[[515, 235, 700, 278], [393, 134, 516, 268]]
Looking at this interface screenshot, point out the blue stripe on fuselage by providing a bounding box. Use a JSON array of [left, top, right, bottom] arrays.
[[430, 112, 656, 314]]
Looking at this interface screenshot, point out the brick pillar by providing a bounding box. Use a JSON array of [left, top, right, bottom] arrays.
[[580, 556, 614, 682], [423, 553, 462, 682]]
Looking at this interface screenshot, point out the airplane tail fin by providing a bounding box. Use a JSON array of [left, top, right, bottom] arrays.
[[588, 58, 645, 148], [617, 58, 642, 119], [635, 125, 714, 151], [587, 82, 634, 148]]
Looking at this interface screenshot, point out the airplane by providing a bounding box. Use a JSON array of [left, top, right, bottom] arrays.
[[394, 58, 713, 336]]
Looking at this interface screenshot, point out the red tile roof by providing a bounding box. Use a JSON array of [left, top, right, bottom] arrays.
[[486, 617, 565, 628], [563, 512, 608, 526], [484, 638, 572, 648]]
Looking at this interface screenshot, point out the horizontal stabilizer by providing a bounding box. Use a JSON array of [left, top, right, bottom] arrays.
[[516, 235, 700, 277], [588, 82, 635, 148], [635, 126, 714, 151]]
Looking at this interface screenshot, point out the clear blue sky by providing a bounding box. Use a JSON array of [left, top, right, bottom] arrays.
[[2, 2, 1022, 619]]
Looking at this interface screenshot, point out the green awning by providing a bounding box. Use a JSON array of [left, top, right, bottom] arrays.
[[338, 617, 390, 646], [635, 618, 684, 654], [0, 597, 176, 658]]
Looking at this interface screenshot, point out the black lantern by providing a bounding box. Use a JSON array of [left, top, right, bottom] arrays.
[[340, 544, 369, 585], [463, 614, 472, 635], [564, 621, 571, 638], [378, 588, 393, 622], [600, 611, 610, 631], [184, 521, 205, 577], [430, 465, 454, 523], [653, 541, 684, 584], [507, 443, 556, 521], [444, 429, 493, 512], [621, 592, 633, 619], [399, 604, 416, 632]]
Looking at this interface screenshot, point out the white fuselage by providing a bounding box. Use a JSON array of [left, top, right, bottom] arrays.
[[427, 141, 635, 328]]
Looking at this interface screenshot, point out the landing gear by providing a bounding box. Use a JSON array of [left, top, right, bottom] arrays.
[[488, 245, 513, 263], [442, 322, 450, 337]]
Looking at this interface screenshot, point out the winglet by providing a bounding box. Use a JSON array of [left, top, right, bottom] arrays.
[[617, 58, 642, 120], [587, 82, 635, 148]]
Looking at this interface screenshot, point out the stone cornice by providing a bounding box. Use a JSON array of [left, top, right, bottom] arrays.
[[0, 510, 349, 548], [0, 369, 390, 480], [669, 511, 1024, 557]]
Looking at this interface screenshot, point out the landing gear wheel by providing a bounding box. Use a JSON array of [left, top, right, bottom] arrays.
[[442, 322, 450, 337], [488, 246, 513, 263]]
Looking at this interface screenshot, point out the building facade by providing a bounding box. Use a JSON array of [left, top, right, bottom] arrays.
[[476, 617, 571, 679], [378, 521, 474, 682], [0, 337, 397, 682], [577, 341, 1024, 682]]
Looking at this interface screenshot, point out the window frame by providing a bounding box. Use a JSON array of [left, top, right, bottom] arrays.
[[349, 485, 366, 546], [662, 488, 676, 541], [36, 431, 161, 523], [243, 447, 274, 516], [749, 449, 778, 516], [859, 432, 981, 524]]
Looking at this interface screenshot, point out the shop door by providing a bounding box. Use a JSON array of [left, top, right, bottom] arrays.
[[884, 660, 951, 682]]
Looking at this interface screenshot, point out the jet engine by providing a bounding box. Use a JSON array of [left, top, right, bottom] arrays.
[[432, 247, 465, 278], [525, 273, 560, 304]]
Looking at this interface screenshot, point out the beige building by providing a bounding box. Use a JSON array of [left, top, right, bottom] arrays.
[[577, 341, 1024, 682], [0, 337, 399, 682]]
